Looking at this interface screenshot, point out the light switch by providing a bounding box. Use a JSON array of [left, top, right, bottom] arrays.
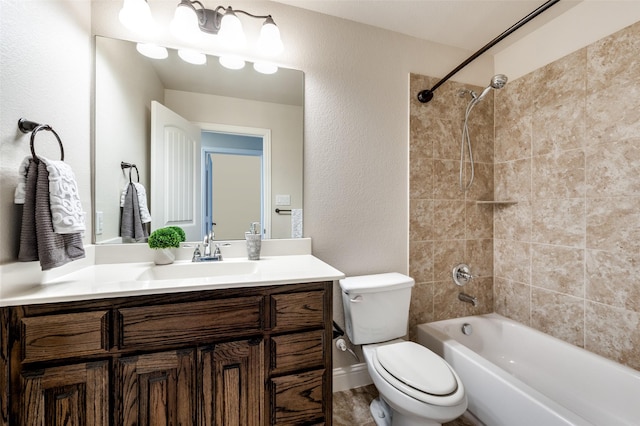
[[275, 194, 291, 206]]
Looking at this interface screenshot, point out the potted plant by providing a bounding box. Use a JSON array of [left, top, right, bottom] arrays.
[[148, 226, 185, 265]]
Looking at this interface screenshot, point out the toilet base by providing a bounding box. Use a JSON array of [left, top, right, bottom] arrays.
[[370, 397, 442, 426]]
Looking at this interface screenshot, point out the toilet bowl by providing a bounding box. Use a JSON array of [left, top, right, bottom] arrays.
[[363, 340, 467, 426], [339, 273, 468, 426]]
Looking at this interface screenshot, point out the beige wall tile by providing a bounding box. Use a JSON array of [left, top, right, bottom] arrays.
[[587, 21, 640, 94], [586, 138, 640, 197], [586, 302, 640, 370], [433, 159, 463, 200], [532, 150, 585, 200], [531, 244, 584, 297], [531, 288, 585, 347], [433, 200, 466, 240], [410, 157, 433, 199], [494, 277, 530, 325], [494, 200, 532, 241], [586, 82, 640, 146], [409, 199, 434, 241], [585, 249, 640, 312], [587, 196, 640, 252], [465, 202, 493, 240], [494, 239, 531, 285], [531, 48, 587, 110], [409, 241, 434, 284], [532, 100, 586, 156], [532, 198, 585, 247], [494, 158, 531, 201]]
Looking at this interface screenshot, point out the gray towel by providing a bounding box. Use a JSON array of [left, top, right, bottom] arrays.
[[120, 183, 148, 243], [19, 160, 85, 270]]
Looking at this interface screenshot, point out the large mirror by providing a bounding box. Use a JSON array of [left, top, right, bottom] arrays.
[[94, 36, 304, 243]]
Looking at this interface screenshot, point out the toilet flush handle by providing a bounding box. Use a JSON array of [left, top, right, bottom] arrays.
[[350, 295, 363, 303]]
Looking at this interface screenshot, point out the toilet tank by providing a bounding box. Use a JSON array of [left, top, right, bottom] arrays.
[[339, 273, 414, 345]]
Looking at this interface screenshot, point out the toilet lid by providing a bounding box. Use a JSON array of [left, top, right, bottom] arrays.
[[376, 341, 457, 396]]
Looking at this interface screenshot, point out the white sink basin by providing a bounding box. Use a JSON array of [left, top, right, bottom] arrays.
[[137, 260, 258, 281]]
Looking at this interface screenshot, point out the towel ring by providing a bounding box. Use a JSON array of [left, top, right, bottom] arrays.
[[29, 124, 64, 162], [129, 165, 139, 183]]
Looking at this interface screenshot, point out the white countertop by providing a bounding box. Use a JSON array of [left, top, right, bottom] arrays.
[[0, 239, 345, 306]]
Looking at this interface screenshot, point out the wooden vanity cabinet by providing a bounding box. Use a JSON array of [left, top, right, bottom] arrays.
[[0, 281, 332, 426]]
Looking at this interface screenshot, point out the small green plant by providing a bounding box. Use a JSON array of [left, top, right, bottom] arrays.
[[148, 226, 184, 249], [166, 226, 186, 243]]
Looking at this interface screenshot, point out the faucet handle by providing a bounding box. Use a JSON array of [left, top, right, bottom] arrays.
[[452, 264, 475, 286], [192, 244, 202, 262]]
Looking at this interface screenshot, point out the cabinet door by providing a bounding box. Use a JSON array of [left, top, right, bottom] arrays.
[[20, 361, 109, 426], [198, 339, 263, 426], [116, 349, 195, 426]]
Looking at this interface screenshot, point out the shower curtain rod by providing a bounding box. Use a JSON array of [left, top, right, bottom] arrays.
[[417, 0, 560, 103]]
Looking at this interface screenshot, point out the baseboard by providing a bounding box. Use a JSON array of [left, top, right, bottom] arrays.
[[332, 362, 372, 392]]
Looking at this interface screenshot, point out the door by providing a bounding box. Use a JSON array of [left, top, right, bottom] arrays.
[[210, 152, 262, 240], [151, 101, 202, 241], [198, 339, 264, 426], [20, 361, 109, 426], [115, 349, 196, 426]]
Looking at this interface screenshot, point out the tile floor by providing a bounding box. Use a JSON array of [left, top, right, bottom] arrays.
[[333, 385, 478, 426]]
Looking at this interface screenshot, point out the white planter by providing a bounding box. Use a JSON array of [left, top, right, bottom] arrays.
[[153, 248, 175, 265]]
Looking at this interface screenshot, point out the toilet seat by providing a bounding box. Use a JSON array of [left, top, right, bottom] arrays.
[[372, 341, 464, 407]]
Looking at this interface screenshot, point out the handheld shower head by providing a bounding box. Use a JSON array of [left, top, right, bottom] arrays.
[[475, 74, 508, 102]]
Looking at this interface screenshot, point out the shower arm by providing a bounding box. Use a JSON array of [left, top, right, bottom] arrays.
[[417, 0, 560, 103]]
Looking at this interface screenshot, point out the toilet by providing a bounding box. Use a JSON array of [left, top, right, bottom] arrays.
[[340, 273, 467, 426]]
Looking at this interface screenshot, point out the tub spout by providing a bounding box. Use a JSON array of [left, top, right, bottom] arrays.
[[458, 292, 478, 307]]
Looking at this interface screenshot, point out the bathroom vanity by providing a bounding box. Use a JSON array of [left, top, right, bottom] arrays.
[[0, 244, 343, 426]]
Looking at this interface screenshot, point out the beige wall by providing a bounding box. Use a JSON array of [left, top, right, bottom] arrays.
[[410, 21, 640, 371], [494, 21, 640, 371], [408, 74, 495, 339]]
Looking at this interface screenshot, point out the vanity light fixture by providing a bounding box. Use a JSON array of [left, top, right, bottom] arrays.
[[119, 0, 156, 35], [178, 49, 207, 65], [169, 1, 284, 55], [136, 43, 168, 59]]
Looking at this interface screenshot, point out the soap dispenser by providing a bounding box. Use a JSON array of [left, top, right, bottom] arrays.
[[245, 222, 261, 260]]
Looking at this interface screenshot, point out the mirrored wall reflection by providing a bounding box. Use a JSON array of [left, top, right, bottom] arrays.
[[94, 36, 304, 244]]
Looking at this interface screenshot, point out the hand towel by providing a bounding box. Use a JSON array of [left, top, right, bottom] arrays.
[[120, 182, 151, 224], [14, 156, 30, 204], [120, 183, 148, 243], [40, 157, 86, 234], [18, 159, 85, 270], [291, 208, 303, 238]]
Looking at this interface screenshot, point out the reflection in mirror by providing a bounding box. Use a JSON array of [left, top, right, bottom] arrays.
[[94, 36, 304, 243]]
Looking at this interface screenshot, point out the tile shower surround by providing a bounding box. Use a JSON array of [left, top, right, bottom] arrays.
[[409, 20, 640, 371]]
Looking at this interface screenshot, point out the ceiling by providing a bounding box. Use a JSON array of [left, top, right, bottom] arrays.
[[273, 0, 580, 54]]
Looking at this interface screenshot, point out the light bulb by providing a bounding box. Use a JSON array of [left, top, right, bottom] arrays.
[[178, 49, 207, 65], [253, 62, 278, 74], [136, 43, 168, 59], [219, 55, 245, 70], [258, 17, 283, 56], [218, 8, 246, 48], [119, 0, 156, 35], [170, 2, 201, 42]]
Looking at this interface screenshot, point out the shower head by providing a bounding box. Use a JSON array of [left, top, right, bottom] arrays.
[[476, 74, 508, 102]]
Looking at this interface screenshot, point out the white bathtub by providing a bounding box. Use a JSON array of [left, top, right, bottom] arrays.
[[417, 313, 640, 426]]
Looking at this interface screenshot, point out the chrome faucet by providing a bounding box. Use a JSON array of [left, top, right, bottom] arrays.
[[192, 224, 225, 262], [203, 228, 215, 257]]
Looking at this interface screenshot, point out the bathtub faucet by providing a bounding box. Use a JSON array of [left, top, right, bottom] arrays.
[[458, 292, 478, 307]]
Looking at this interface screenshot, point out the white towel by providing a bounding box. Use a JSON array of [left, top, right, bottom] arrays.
[[120, 182, 151, 224], [14, 156, 31, 204], [40, 157, 86, 234], [291, 208, 303, 238]]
